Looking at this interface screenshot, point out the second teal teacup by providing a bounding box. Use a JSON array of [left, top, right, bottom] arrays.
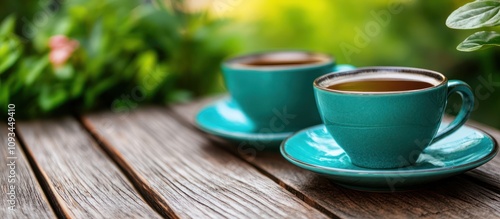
[[223, 51, 354, 133], [313, 67, 474, 169]]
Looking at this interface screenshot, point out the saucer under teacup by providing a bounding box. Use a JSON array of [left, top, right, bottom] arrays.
[[280, 123, 498, 192], [195, 97, 294, 147]]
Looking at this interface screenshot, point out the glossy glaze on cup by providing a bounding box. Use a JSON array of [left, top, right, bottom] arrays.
[[313, 67, 474, 169], [223, 51, 353, 132]]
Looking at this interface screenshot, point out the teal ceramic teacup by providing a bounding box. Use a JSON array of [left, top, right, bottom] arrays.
[[223, 51, 354, 133], [313, 67, 474, 169]]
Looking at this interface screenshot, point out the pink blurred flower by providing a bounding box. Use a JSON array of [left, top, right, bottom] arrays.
[[48, 35, 79, 68]]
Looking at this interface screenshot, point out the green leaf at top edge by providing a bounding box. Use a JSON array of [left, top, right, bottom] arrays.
[[446, 0, 500, 29], [457, 31, 500, 51]]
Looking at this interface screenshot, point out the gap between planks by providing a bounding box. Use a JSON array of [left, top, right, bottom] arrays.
[[80, 108, 328, 218], [155, 109, 333, 217], [166, 101, 341, 218], [14, 125, 71, 219], [1, 124, 57, 219], [77, 116, 179, 219], [16, 118, 163, 219]]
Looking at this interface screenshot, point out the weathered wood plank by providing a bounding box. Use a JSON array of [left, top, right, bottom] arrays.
[[459, 119, 500, 192], [16, 117, 161, 219], [0, 124, 56, 219], [171, 96, 500, 219], [82, 107, 328, 219]]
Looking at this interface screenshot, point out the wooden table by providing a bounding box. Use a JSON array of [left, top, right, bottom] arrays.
[[2, 97, 500, 219]]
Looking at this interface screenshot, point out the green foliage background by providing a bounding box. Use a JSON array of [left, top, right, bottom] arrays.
[[1, 0, 500, 128], [220, 0, 500, 128], [0, 0, 238, 118]]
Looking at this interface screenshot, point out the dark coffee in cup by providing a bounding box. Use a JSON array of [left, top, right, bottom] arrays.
[[326, 79, 434, 92], [234, 52, 330, 67], [242, 57, 325, 66]]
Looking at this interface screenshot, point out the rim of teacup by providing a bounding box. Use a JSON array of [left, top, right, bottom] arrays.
[[313, 66, 448, 95], [223, 50, 335, 70]]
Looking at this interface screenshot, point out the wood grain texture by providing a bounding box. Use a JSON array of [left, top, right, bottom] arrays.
[[82, 107, 328, 219], [445, 117, 500, 193], [16, 117, 161, 219], [171, 96, 500, 219], [0, 124, 56, 219]]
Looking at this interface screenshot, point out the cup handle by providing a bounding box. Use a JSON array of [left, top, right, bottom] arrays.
[[432, 80, 474, 143], [333, 64, 356, 72]]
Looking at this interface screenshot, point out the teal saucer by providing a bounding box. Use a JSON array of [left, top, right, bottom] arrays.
[[281, 124, 498, 192], [196, 98, 293, 146]]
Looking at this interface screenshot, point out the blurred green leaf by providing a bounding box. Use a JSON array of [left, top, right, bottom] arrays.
[[91, 77, 117, 95], [84, 76, 118, 108], [4, 69, 22, 93], [122, 37, 144, 52], [138, 65, 170, 98], [54, 65, 75, 79], [24, 57, 49, 85], [69, 6, 89, 21], [0, 15, 15, 36], [457, 31, 500, 51], [71, 74, 86, 97], [54, 19, 72, 36], [89, 20, 103, 58], [446, 0, 500, 29], [0, 47, 21, 74], [0, 80, 9, 108], [167, 90, 192, 103], [39, 87, 68, 111], [136, 50, 158, 75]]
